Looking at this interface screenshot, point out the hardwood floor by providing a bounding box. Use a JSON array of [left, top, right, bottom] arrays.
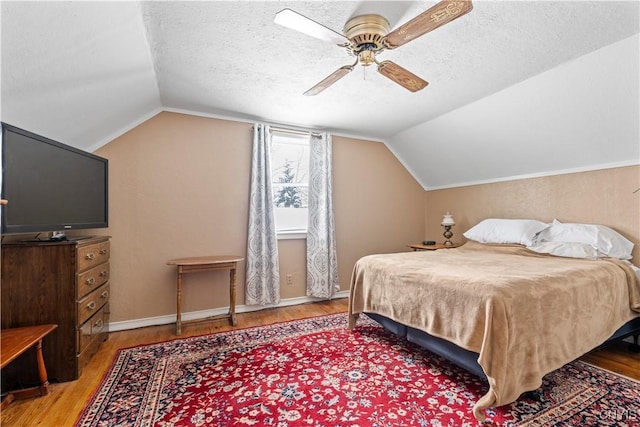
[[1, 298, 638, 426]]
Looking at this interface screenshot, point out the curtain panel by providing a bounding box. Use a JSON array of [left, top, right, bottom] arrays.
[[306, 132, 339, 298], [245, 124, 280, 305]]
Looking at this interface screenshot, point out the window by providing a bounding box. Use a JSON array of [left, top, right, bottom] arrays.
[[270, 131, 310, 238]]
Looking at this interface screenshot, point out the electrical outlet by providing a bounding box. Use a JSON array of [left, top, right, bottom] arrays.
[[286, 274, 293, 286]]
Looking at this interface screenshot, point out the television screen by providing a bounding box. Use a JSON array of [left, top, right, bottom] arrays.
[[1, 122, 108, 235]]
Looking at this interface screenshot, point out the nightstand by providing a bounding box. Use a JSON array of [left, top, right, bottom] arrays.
[[407, 243, 462, 251]]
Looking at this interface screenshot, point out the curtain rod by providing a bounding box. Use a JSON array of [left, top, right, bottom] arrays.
[[254, 124, 322, 137], [271, 127, 312, 136]]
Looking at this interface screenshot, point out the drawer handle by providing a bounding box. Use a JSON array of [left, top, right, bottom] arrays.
[[85, 253, 95, 260], [100, 270, 108, 277], [94, 319, 104, 328], [86, 277, 96, 285], [101, 290, 109, 299], [99, 248, 108, 255], [87, 301, 97, 310]]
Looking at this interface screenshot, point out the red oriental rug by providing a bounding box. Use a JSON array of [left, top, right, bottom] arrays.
[[77, 313, 640, 427]]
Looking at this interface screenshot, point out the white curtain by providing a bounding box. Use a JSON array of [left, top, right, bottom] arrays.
[[245, 124, 280, 305], [306, 132, 339, 298]]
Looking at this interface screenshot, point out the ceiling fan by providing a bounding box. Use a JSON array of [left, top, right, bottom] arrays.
[[274, 0, 473, 96]]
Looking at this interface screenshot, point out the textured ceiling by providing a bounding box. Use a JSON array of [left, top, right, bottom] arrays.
[[141, 0, 639, 138], [1, 1, 638, 187]]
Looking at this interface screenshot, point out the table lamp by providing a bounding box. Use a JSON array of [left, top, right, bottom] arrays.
[[441, 212, 455, 246]]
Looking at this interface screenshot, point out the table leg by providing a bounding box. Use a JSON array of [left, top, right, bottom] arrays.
[[0, 337, 53, 409], [230, 266, 237, 326], [35, 339, 50, 396], [176, 267, 183, 335]]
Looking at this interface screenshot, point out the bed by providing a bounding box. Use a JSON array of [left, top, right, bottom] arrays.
[[347, 219, 640, 421]]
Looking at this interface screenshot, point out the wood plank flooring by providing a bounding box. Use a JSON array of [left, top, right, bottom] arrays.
[[1, 298, 638, 426]]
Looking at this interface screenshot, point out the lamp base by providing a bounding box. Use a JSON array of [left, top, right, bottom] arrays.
[[443, 226, 453, 246]]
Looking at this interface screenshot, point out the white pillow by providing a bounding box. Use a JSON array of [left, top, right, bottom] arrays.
[[527, 241, 602, 259], [463, 218, 550, 246], [536, 219, 634, 260]]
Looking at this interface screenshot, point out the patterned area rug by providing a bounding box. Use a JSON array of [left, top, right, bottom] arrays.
[[77, 313, 640, 426]]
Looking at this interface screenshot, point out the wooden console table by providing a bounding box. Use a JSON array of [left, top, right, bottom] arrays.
[[167, 256, 244, 335], [1, 324, 58, 409]]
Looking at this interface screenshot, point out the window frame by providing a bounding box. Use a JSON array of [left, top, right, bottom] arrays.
[[270, 129, 311, 240]]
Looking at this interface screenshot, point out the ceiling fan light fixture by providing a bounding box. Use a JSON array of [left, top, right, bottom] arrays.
[[358, 50, 376, 66]]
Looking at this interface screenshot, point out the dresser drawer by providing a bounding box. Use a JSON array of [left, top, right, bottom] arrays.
[[78, 283, 110, 326], [78, 240, 110, 272], [78, 303, 109, 353], [78, 262, 110, 299], [77, 303, 109, 377]]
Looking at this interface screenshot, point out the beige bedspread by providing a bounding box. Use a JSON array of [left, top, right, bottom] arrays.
[[348, 241, 640, 421]]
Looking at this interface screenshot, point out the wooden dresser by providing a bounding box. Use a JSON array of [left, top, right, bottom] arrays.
[[1, 236, 110, 384]]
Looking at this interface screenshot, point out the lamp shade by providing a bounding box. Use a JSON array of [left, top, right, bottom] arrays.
[[441, 212, 455, 226]]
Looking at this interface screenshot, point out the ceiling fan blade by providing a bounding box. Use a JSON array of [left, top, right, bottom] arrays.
[[304, 65, 354, 96], [377, 61, 428, 92], [384, 0, 473, 49], [274, 9, 350, 46]]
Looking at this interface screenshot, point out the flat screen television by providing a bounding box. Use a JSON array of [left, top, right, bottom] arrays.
[[1, 122, 108, 237]]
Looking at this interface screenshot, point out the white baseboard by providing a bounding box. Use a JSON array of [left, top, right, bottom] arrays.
[[108, 290, 350, 332]]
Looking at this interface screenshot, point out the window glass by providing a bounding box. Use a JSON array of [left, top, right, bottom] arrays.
[[270, 131, 310, 235]]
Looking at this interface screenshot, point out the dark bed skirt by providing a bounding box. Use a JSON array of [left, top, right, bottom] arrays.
[[364, 312, 640, 381]]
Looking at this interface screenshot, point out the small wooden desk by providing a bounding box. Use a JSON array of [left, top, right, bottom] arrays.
[[1, 324, 58, 409], [167, 256, 244, 335], [407, 243, 461, 251]]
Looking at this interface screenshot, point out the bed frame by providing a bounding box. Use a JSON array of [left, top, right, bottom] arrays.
[[365, 312, 640, 381]]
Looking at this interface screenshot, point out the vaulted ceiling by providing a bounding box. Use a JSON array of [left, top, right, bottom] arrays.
[[2, 1, 638, 188]]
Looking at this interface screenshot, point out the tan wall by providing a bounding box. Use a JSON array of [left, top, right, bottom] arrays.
[[95, 112, 425, 323], [425, 165, 640, 261]]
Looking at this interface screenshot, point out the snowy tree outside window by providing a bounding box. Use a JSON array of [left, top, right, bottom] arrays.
[[270, 131, 310, 235]]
